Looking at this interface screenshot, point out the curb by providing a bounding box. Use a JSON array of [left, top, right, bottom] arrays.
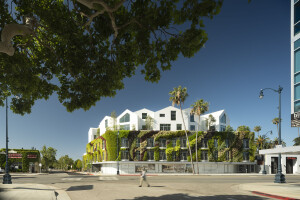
[[251, 191, 300, 200]]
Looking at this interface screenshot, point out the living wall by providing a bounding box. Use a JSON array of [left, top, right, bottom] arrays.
[[0, 149, 40, 172], [85, 130, 256, 163]]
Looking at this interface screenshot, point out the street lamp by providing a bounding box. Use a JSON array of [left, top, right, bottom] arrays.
[[117, 130, 119, 175], [259, 85, 285, 183], [3, 97, 12, 184]]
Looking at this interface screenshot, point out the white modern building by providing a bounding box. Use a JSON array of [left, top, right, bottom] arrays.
[[88, 106, 230, 143], [259, 145, 300, 174]]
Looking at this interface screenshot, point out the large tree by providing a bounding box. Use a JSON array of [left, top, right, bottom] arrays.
[[40, 145, 57, 171], [190, 99, 209, 174], [169, 85, 194, 174], [0, 0, 222, 115]]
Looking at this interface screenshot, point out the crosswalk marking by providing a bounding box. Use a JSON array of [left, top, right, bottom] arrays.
[[99, 176, 118, 181], [62, 178, 82, 181]]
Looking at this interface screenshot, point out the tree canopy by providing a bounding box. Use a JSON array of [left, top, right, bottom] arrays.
[[40, 145, 57, 170], [0, 0, 222, 114]]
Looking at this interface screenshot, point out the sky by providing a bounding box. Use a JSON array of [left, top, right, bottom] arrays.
[[0, 0, 295, 161]]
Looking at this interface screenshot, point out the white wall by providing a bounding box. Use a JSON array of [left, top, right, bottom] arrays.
[[265, 154, 300, 174], [88, 128, 98, 143], [99, 116, 112, 135], [117, 109, 138, 131], [134, 108, 155, 130]]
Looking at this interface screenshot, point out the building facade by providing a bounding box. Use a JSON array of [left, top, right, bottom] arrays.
[[88, 106, 230, 142], [83, 129, 256, 174], [291, 0, 300, 126], [0, 148, 40, 173], [259, 146, 300, 174]]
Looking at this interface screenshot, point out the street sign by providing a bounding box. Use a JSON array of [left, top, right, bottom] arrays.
[[291, 112, 300, 127]]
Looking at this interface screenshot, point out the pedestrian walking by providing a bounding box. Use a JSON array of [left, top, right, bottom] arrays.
[[139, 168, 150, 187]]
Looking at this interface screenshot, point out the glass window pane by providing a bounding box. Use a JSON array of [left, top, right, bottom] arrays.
[[295, 49, 300, 73], [295, 101, 300, 112], [295, 84, 300, 100]]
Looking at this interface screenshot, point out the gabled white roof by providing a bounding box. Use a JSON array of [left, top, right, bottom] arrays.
[[155, 105, 181, 113], [201, 110, 225, 118], [134, 108, 154, 113]]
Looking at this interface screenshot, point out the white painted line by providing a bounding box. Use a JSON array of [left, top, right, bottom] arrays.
[[62, 178, 82, 181], [99, 177, 118, 180]]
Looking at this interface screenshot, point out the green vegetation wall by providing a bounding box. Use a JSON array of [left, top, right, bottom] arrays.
[[84, 130, 256, 163], [0, 149, 40, 172]]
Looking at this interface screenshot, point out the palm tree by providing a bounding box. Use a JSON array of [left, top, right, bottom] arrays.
[[169, 86, 194, 174], [272, 118, 280, 137], [293, 137, 300, 146], [271, 137, 286, 148], [190, 99, 209, 174], [255, 131, 272, 150], [254, 126, 261, 137]]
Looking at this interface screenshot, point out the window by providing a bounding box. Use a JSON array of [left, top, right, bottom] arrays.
[[94, 135, 97, 139], [226, 151, 230, 161], [201, 139, 208, 148], [142, 125, 146, 130], [147, 138, 154, 147], [214, 139, 218, 148], [136, 151, 140, 161], [121, 138, 129, 147], [102, 140, 106, 149], [220, 125, 226, 131], [148, 150, 154, 160], [225, 139, 230, 148], [142, 113, 147, 119], [181, 138, 187, 148], [172, 139, 177, 147], [190, 125, 195, 131], [136, 138, 140, 147], [105, 119, 108, 128], [243, 139, 249, 149], [171, 111, 176, 120], [160, 139, 166, 148], [160, 150, 166, 160], [181, 151, 187, 161], [120, 124, 130, 130], [102, 152, 105, 161], [172, 151, 176, 161], [160, 114, 165, 117], [201, 151, 208, 161], [160, 124, 171, 131], [119, 113, 130, 123], [243, 152, 249, 161], [214, 151, 218, 160], [177, 124, 182, 130], [220, 114, 226, 124], [190, 114, 195, 122], [121, 150, 129, 160]]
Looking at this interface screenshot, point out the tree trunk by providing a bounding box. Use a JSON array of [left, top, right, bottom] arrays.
[[180, 103, 195, 174]]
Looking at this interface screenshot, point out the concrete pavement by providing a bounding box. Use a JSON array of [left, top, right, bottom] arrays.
[[0, 173, 299, 200]]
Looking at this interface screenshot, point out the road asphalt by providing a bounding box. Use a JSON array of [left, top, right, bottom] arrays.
[[0, 173, 299, 200]]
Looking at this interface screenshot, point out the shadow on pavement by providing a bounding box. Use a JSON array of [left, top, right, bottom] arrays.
[[11, 177, 36, 179], [66, 185, 93, 191], [117, 193, 270, 200]]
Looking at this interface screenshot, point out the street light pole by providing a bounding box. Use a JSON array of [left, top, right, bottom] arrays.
[[3, 97, 12, 184], [117, 130, 119, 175], [259, 85, 285, 183]]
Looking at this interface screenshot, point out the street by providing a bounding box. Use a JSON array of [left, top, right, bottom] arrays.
[[2, 172, 300, 200]]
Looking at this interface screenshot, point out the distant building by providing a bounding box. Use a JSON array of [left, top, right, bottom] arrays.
[[88, 106, 230, 142], [0, 148, 40, 173]]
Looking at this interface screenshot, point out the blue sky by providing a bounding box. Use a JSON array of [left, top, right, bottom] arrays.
[[0, 0, 295, 161]]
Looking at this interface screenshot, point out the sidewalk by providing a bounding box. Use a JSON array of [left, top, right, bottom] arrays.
[[0, 183, 71, 200], [238, 182, 300, 200]]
